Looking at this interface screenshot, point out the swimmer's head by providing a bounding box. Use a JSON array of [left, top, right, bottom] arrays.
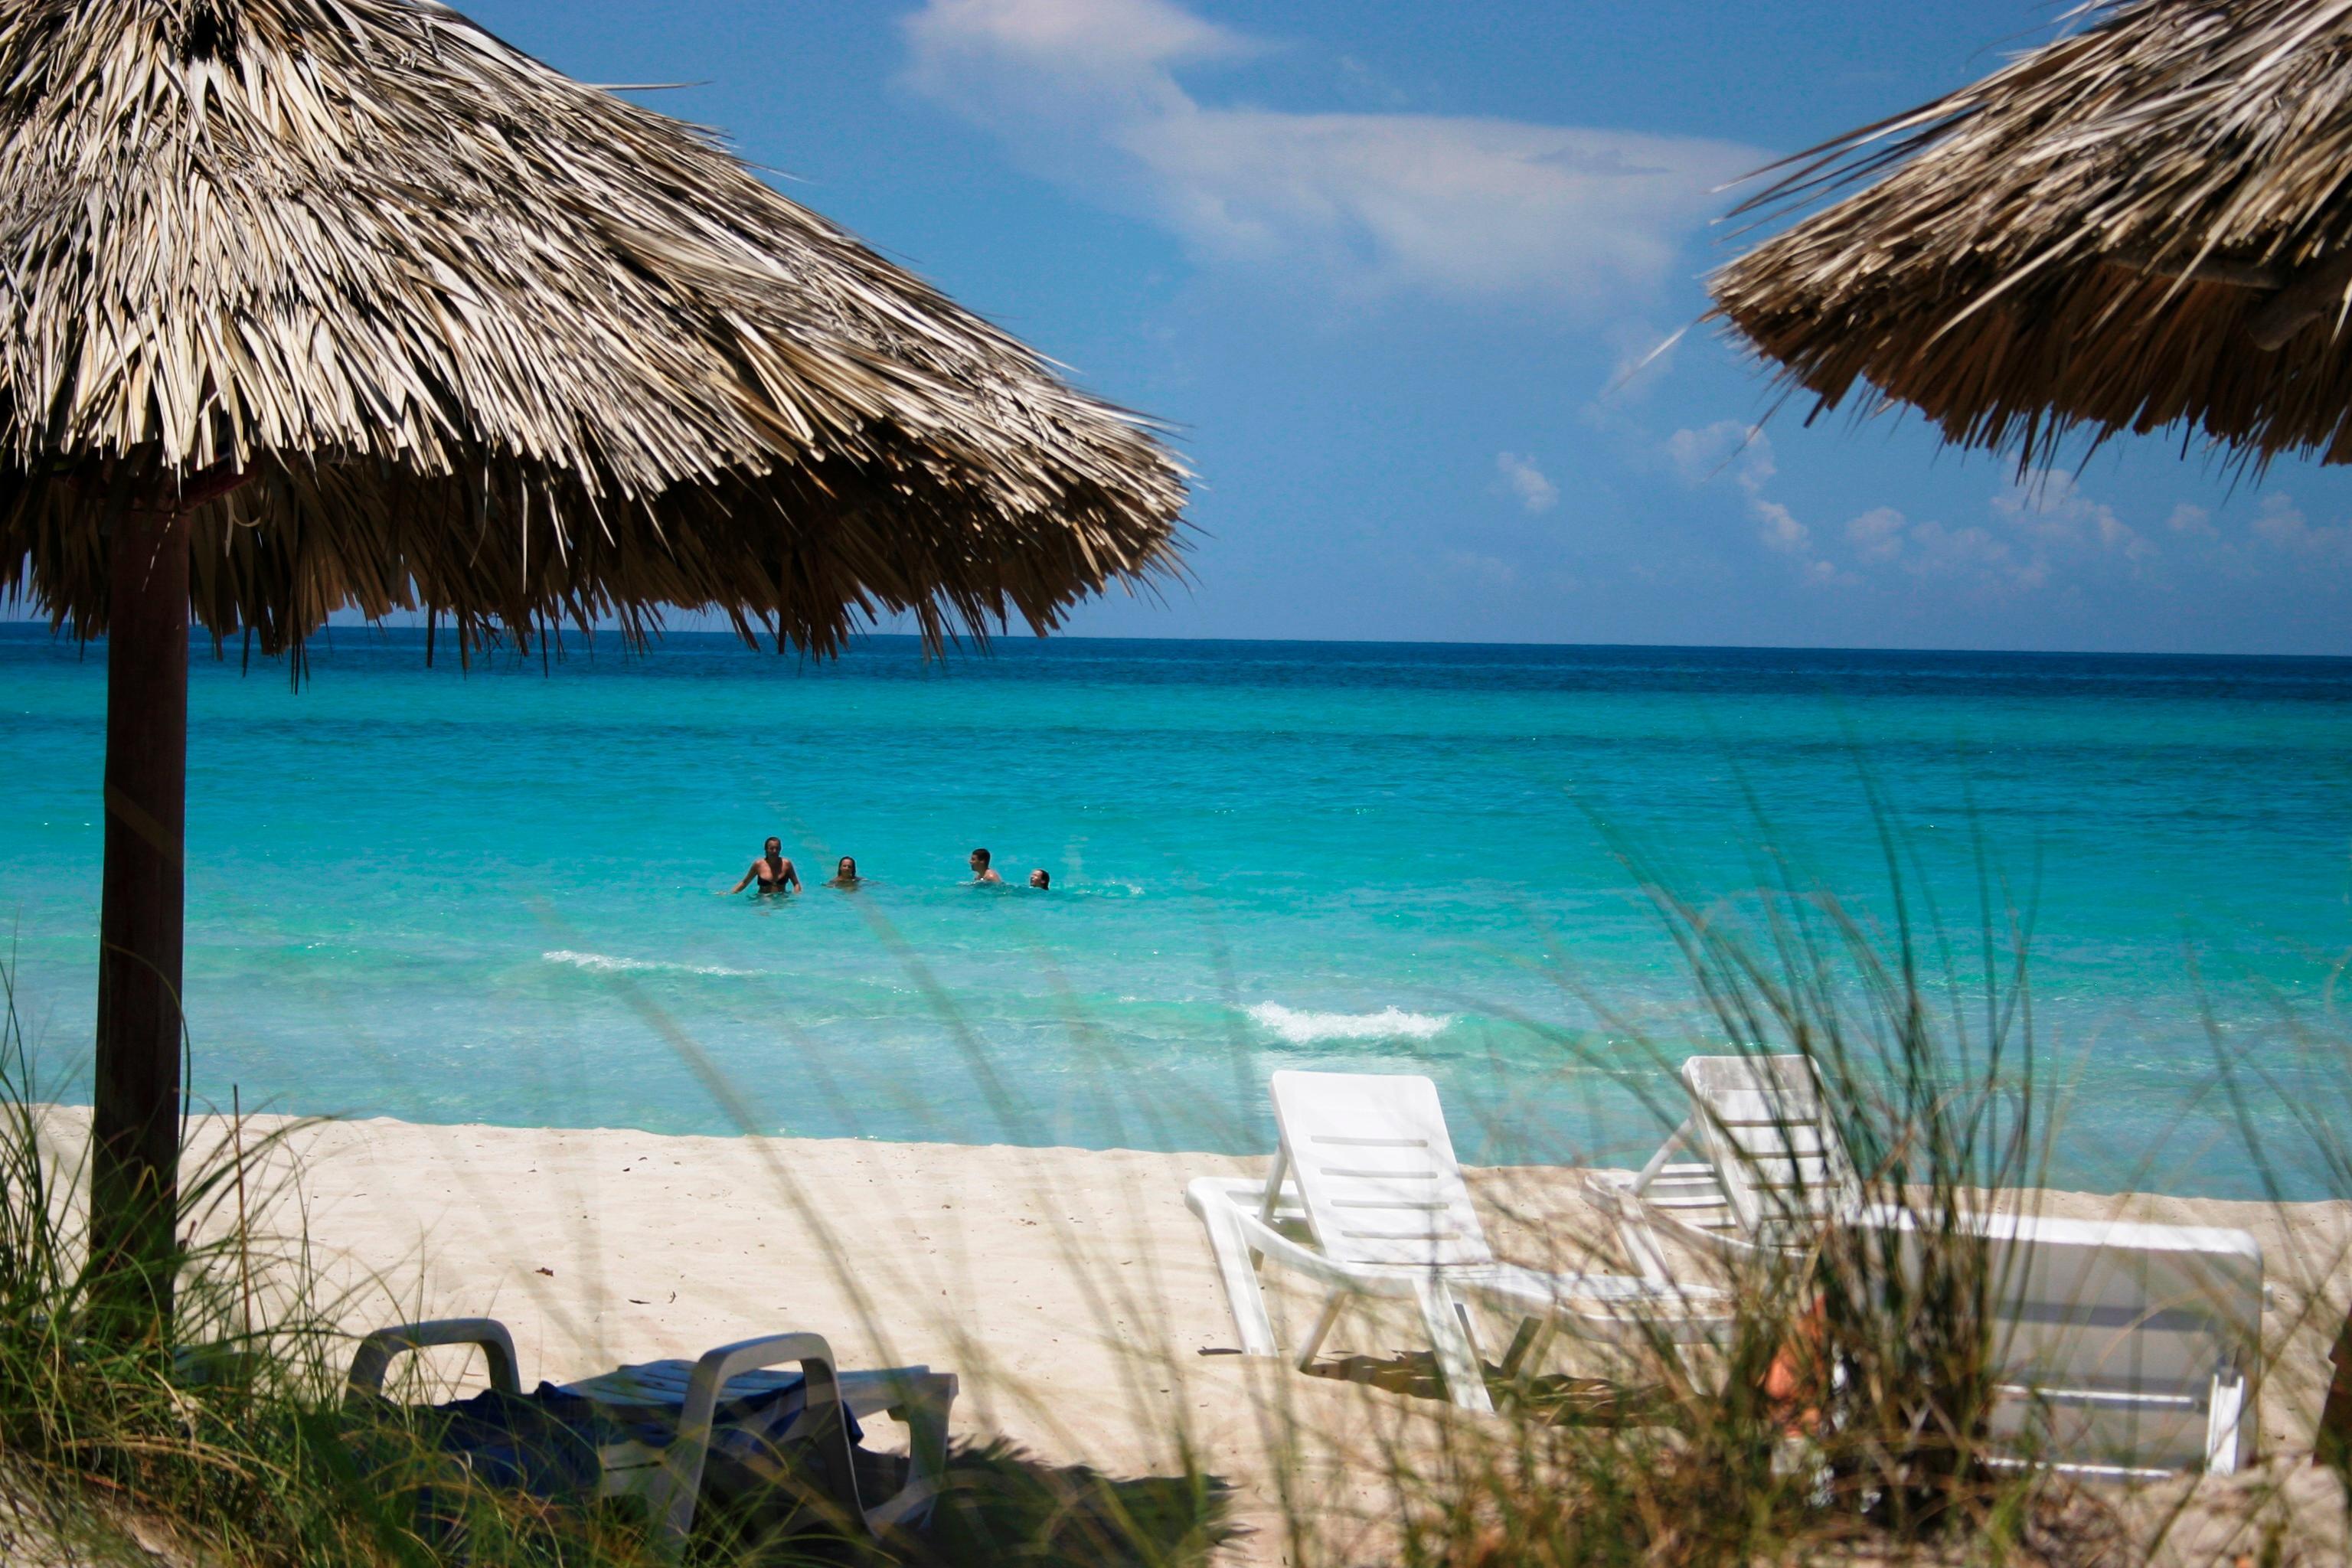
[[763, 837, 782, 857], [1029, 869, 1050, 890], [837, 856, 857, 879], [969, 848, 991, 871]]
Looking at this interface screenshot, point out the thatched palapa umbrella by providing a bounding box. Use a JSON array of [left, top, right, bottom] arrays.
[[0, 0, 1184, 1329], [1711, 0, 2352, 470]]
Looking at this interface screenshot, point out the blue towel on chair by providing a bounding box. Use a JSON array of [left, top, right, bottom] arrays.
[[420, 1385, 603, 1502], [554, 1359, 864, 1455], [354, 1367, 864, 1556]]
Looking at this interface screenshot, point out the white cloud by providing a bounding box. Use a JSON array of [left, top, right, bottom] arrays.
[[908, 0, 1243, 78], [2249, 493, 2352, 557], [1754, 499, 1809, 554], [1658, 439, 2101, 593], [1991, 472, 2151, 563], [1666, 435, 2252, 599], [2166, 502, 2216, 537], [901, 0, 1760, 307], [1903, 518, 2024, 583], [1665, 421, 1851, 584], [1845, 505, 1906, 563], [1837, 509, 2030, 590], [2253, 495, 2308, 546], [1495, 451, 1558, 513], [1665, 420, 1775, 491], [1825, 475, 2167, 596]]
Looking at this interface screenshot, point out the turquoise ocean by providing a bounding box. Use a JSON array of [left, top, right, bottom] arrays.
[[3, 625, 2348, 1197]]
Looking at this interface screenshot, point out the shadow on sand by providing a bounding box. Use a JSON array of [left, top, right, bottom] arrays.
[[910, 1439, 1237, 1568], [1302, 1351, 1655, 1426]]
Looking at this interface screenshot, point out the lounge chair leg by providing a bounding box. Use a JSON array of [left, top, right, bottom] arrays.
[[1191, 1181, 1281, 1355], [2206, 1373, 2247, 1475], [1499, 1316, 1552, 1380], [1415, 1279, 1493, 1414], [866, 1373, 956, 1531], [645, 1333, 853, 1560], [1297, 1293, 1346, 1370], [1251, 1148, 1290, 1273], [1617, 1216, 1676, 1288], [1454, 1299, 1485, 1363]]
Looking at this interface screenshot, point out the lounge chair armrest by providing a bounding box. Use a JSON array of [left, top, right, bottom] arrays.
[[856, 1370, 959, 1531], [1186, 1174, 1305, 1224], [1227, 1198, 1426, 1298], [1459, 1266, 1734, 1345], [1580, 1170, 1635, 1213], [645, 1332, 857, 1560], [345, 1318, 521, 1408]]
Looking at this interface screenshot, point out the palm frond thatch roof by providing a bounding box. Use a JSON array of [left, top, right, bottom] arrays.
[[1710, 0, 2352, 471], [0, 0, 1185, 654]]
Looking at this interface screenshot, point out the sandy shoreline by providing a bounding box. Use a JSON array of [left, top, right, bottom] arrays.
[[32, 1107, 2352, 1563]]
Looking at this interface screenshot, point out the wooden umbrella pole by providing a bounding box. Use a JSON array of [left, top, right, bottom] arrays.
[[90, 494, 193, 1340], [2319, 1312, 2352, 1470]]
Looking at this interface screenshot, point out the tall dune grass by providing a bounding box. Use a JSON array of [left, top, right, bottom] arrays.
[[1334, 859, 2085, 1567], [0, 959, 384, 1566]]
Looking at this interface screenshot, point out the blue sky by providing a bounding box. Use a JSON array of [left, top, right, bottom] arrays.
[[238, 2, 2352, 652]]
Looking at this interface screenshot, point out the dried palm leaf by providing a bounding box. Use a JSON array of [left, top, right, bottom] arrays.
[[1710, 0, 2352, 470]]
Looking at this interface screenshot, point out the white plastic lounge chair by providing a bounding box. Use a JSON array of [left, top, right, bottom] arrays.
[[1186, 1070, 1729, 1413], [1860, 1205, 2262, 1475], [1591, 1054, 2265, 1474], [1585, 1054, 1863, 1281], [345, 1318, 956, 1557]]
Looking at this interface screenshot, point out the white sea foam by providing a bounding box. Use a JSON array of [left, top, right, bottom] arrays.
[[1246, 1001, 1452, 1045], [542, 949, 758, 978]]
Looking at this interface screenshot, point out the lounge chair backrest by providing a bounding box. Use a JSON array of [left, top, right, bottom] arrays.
[[1682, 1054, 1860, 1238], [1865, 1206, 2263, 1472], [1991, 1214, 2262, 1470], [1269, 1070, 1493, 1269]]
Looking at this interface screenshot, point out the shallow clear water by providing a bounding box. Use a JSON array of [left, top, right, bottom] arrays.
[[3, 626, 2348, 1196]]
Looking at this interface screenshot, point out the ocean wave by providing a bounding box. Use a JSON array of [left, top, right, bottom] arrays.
[[1246, 1001, 1452, 1045], [542, 949, 758, 978]]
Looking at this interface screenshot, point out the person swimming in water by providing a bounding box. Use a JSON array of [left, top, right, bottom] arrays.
[[727, 837, 799, 895], [1028, 868, 1050, 890], [828, 855, 862, 888], [968, 848, 1004, 886]]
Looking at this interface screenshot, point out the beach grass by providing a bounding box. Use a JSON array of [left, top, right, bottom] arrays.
[[1351, 836, 2097, 1567]]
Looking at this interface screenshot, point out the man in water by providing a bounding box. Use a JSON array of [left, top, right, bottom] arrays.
[[727, 837, 799, 895], [1028, 868, 1050, 890], [828, 856, 862, 888], [969, 848, 1004, 886]]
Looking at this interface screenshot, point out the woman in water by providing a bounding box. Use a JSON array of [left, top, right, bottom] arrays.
[[828, 856, 863, 888], [727, 837, 799, 895]]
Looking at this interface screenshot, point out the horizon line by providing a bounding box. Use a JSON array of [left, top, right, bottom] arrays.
[[3, 616, 2348, 664]]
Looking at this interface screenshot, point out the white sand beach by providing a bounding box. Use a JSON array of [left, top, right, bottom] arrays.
[[42, 1108, 2352, 1564]]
